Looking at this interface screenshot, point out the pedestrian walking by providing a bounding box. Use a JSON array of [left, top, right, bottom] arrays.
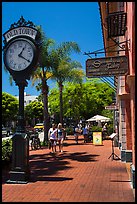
[[82, 124, 89, 143], [74, 124, 82, 144], [63, 123, 67, 140], [48, 123, 57, 153], [102, 123, 108, 140], [57, 123, 64, 152], [30, 130, 41, 150]]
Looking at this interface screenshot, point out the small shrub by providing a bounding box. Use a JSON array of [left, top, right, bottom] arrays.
[[41, 140, 48, 147], [91, 126, 102, 132], [65, 127, 74, 135], [2, 139, 12, 162]]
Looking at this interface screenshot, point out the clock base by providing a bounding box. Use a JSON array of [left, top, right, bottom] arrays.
[[7, 132, 30, 184], [6, 170, 29, 184]]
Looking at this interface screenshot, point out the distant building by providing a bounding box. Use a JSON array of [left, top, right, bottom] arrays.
[[15, 92, 38, 106]]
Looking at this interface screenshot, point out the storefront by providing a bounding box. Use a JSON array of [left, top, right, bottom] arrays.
[[98, 2, 135, 188]]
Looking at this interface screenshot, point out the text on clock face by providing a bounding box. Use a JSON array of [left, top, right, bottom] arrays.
[[6, 40, 34, 71]]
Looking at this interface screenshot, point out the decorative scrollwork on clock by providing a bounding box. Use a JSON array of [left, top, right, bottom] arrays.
[[10, 16, 36, 29]]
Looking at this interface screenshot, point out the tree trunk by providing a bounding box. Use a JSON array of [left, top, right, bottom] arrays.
[[59, 83, 63, 126], [42, 78, 50, 143]]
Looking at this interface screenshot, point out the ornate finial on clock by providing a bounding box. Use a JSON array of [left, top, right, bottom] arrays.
[[10, 16, 36, 29]]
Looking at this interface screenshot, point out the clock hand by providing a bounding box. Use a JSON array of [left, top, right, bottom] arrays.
[[18, 45, 26, 56], [18, 55, 30, 63]]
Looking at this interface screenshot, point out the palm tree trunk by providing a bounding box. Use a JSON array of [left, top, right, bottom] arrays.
[[59, 83, 63, 125], [42, 78, 50, 143]]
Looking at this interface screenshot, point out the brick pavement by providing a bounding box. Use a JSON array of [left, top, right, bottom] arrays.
[[2, 136, 135, 202]]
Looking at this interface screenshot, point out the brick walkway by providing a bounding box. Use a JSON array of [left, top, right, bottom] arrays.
[[2, 136, 135, 202]]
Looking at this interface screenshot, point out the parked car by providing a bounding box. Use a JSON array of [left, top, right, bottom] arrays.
[[34, 123, 44, 132]]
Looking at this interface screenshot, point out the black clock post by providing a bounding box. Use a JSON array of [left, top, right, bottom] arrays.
[[3, 16, 41, 183], [8, 79, 30, 183]]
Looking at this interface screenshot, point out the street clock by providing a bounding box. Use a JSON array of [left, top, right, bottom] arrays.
[[3, 16, 41, 82], [2, 16, 41, 183], [4, 38, 37, 72]]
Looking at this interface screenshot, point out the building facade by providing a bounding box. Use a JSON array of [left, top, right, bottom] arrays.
[[15, 92, 39, 126], [98, 2, 135, 188], [15, 92, 38, 106]]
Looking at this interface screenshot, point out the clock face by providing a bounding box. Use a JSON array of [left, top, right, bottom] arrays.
[[5, 39, 35, 71]]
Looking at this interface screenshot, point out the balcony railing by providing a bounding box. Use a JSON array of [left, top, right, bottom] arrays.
[[107, 11, 127, 38]]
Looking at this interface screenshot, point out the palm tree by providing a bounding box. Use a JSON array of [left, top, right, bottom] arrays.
[[30, 26, 55, 143], [50, 56, 84, 125], [32, 38, 84, 138], [31, 67, 53, 142]]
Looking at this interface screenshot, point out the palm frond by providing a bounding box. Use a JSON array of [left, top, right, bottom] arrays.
[[30, 67, 53, 86]]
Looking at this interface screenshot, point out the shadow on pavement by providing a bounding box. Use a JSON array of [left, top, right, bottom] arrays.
[[2, 142, 100, 184], [29, 150, 99, 182]]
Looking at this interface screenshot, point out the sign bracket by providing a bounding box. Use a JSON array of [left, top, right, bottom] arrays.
[[84, 39, 130, 58]]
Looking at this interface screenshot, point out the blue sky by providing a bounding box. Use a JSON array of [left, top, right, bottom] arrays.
[[2, 2, 105, 96]]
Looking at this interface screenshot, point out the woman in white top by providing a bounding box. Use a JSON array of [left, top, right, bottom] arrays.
[[57, 123, 64, 152], [48, 123, 57, 153]]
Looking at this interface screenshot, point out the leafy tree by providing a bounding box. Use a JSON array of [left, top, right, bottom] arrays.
[[24, 101, 44, 126], [80, 80, 114, 119], [48, 80, 114, 124], [2, 92, 19, 126], [63, 82, 83, 124]]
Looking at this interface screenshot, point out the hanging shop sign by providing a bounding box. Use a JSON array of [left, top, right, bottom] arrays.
[[86, 55, 128, 78], [105, 105, 118, 110]]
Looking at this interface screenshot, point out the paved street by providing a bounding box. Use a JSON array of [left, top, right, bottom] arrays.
[[2, 136, 135, 202]]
